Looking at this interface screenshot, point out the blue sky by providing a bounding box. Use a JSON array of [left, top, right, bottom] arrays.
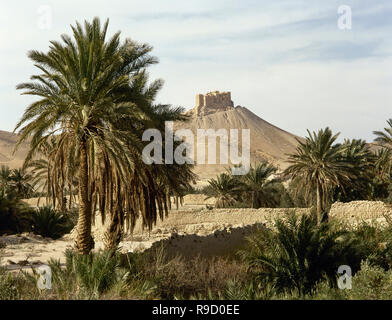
[[0, 0, 391, 141]]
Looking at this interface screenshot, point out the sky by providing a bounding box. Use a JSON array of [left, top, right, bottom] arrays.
[[0, 0, 391, 142]]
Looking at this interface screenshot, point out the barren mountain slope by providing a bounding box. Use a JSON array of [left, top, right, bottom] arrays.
[[175, 91, 302, 180], [0, 130, 30, 169]]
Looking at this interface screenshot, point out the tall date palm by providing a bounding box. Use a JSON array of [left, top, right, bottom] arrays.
[[14, 18, 189, 254]]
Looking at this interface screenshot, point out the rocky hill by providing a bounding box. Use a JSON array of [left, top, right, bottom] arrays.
[[0, 131, 30, 169], [175, 91, 302, 180]]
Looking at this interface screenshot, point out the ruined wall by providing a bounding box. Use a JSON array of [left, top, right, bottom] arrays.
[[194, 91, 234, 116], [195, 94, 205, 108], [329, 201, 392, 222]]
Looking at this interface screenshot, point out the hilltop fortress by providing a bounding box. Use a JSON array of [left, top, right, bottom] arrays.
[[193, 91, 235, 116]]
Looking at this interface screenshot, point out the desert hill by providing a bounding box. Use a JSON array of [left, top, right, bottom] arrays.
[[175, 91, 302, 180], [0, 130, 30, 169]]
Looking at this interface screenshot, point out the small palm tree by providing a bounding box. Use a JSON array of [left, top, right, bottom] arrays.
[[9, 168, 35, 199], [241, 162, 279, 208], [284, 128, 353, 224], [31, 206, 72, 239], [204, 173, 241, 208]]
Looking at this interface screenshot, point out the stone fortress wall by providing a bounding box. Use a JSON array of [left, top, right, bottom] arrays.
[[194, 91, 234, 116]]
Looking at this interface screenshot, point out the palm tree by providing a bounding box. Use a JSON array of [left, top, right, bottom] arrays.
[[0, 165, 12, 193], [374, 148, 392, 182], [372, 119, 392, 199], [284, 128, 353, 224], [374, 119, 392, 148], [9, 168, 35, 199], [241, 162, 279, 208], [16, 18, 196, 253], [15, 18, 192, 254], [204, 173, 241, 208], [332, 139, 375, 202]]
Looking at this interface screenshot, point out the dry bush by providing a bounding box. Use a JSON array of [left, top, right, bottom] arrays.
[[128, 245, 248, 299]]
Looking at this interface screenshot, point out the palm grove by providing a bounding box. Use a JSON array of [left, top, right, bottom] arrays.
[[12, 17, 392, 255], [205, 127, 392, 223]]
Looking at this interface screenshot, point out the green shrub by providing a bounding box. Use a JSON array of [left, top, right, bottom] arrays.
[[17, 250, 128, 300], [0, 266, 20, 300], [63, 250, 124, 299], [346, 261, 392, 300], [240, 212, 362, 295], [31, 206, 74, 239], [305, 261, 392, 300], [348, 222, 392, 270], [0, 191, 33, 235]]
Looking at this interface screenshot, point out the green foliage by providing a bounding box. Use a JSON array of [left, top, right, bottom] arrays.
[[348, 222, 392, 270], [0, 166, 36, 199], [305, 261, 392, 300], [346, 261, 392, 300], [219, 279, 274, 300], [62, 250, 124, 299], [204, 173, 241, 208], [204, 161, 293, 209], [9, 168, 35, 199], [240, 162, 280, 208], [332, 139, 375, 202], [15, 17, 196, 253], [0, 166, 12, 194], [284, 128, 354, 223], [31, 206, 74, 239], [0, 191, 33, 235], [4, 224, 392, 300], [17, 250, 128, 300], [286, 177, 310, 207], [0, 265, 20, 300], [240, 213, 362, 295]]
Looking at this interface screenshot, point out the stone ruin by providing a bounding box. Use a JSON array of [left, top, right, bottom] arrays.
[[193, 91, 234, 116]]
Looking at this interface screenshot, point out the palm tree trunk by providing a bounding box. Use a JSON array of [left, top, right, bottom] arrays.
[[316, 183, 322, 225], [75, 138, 94, 254], [68, 183, 73, 210], [104, 212, 122, 251]]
